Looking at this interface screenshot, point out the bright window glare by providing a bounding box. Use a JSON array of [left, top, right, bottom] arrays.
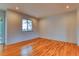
[[22, 19, 32, 31], [28, 20, 32, 31]]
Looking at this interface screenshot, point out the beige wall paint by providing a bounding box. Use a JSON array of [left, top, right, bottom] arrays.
[[6, 10, 39, 45], [76, 9, 79, 45], [39, 11, 77, 44], [67, 11, 76, 44]]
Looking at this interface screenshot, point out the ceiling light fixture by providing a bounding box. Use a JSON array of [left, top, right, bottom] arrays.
[[16, 7, 19, 10], [66, 5, 70, 9]]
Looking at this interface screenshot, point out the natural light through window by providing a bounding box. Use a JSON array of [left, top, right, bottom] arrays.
[[22, 19, 32, 32]]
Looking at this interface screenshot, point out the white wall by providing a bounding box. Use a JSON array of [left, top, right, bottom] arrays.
[[6, 10, 39, 45], [39, 11, 77, 44], [6, 10, 78, 45]]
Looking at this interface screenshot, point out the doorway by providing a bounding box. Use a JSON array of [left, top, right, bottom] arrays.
[[0, 10, 5, 55]]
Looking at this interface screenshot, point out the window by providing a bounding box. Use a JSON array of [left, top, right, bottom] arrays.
[[22, 19, 32, 32]]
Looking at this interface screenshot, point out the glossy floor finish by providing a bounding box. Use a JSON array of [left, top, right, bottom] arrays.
[[1, 38, 79, 56]]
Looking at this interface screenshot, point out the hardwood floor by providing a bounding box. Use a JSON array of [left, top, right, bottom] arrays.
[[1, 38, 79, 56]]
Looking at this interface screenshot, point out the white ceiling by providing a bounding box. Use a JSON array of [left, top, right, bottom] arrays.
[[0, 3, 79, 18]]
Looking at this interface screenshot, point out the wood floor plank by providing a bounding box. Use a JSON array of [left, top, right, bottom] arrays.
[[1, 38, 79, 56]]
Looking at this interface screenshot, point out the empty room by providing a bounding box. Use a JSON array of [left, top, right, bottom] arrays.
[[0, 3, 79, 56]]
